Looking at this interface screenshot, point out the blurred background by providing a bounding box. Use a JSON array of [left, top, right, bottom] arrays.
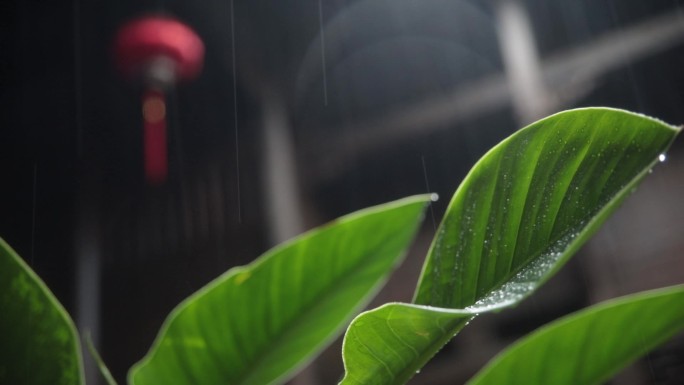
[[2, 0, 684, 384]]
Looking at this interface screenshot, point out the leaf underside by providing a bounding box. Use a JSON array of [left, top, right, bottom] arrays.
[[129, 195, 430, 385], [340, 108, 681, 385], [0, 238, 84, 385]]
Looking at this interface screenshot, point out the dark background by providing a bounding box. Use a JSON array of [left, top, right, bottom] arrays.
[[2, 1, 684, 384]]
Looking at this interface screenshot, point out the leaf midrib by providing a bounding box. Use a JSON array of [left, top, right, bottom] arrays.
[[235, 236, 412, 384]]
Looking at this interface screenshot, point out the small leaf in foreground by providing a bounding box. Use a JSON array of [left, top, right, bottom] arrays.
[[129, 195, 431, 385], [0, 238, 84, 385], [467, 285, 684, 385], [340, 303, 473, 385]]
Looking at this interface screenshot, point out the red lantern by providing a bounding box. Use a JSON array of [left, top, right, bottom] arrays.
[[114, 15, 205, 184]]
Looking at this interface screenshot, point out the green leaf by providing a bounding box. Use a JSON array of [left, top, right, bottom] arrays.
[[340, 108, 680, 384], [128, 195, 431, 385], [414, 108, 679, 309], [0, 237, 84, 385], [341, 303, 473, 385], [467, 285, 684, 385]]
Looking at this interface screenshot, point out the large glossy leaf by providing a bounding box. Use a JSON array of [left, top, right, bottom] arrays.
[[467, 285, 684, 385], [340, 108, 680, 384], [414, 108, 679, 308], [0, 237, 84, 385], [129, 195, 431, 385]]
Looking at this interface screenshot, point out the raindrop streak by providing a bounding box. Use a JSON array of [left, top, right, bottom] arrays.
[[421, 155, 437, 231], [318, 0, 328, 106], [230, 0, 242, 223], [73, 0, 83, 158], [30, 163, 38, 266], [24, 162, 38, 385]]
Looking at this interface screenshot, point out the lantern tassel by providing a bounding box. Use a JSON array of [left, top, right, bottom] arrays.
[[142, 88, 168, 184]]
